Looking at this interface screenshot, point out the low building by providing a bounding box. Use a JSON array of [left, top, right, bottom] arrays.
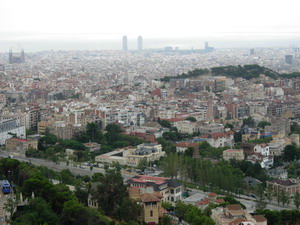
[[126, 143, 165, 167], [211, 204, 267, 225], [267, 167, 288, 180], [200, 130, 234, 148], [174, 120, 196, 134], [5, 138, 38, 151], [267, 179, 300, 196], [196, 193, 225, 210], [176, 142, 199, 153], [95, 148, 130, 165], [254, 144, 270, 156], [241, 142, 255, 156], [246, 154, 274, 169], [83, 142, 101, 152], [268, 142, 285, 156], [197, 123, 224, 135], [223, 149, 244, 161]]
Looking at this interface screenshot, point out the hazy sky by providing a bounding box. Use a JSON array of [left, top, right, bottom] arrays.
[[0, 0, 299, 49]]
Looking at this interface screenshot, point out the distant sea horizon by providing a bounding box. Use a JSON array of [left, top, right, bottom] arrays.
[[1, 35, 300, 52]]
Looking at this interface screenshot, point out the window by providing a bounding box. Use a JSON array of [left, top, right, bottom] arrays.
[[150, 210, 153, 217], [170, 189, 174, 194]]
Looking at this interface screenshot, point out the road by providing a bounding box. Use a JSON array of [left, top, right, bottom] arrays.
[[186, 187, 291, 212], [0, 152, 135, 181]]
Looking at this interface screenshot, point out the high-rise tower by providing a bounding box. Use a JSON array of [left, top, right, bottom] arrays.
[[285, 55, 293, 65], [9, 48, 25, 64], [123, 35, 128, 51], [138, 36, 143, 51]]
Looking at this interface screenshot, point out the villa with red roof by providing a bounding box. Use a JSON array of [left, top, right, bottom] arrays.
[[127, 175, 182, 204], [127, 175, 182, 225]]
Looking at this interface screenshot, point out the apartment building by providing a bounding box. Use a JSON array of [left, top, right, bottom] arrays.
[[267, 179, 300, 197], [0, 118, 26, 145], [126, 143, 165, 167]]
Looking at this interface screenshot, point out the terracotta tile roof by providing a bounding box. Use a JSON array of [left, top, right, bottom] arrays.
[[226, 130, 234, 135], [208, 192, 217, 197], [141, 193, 161, 203], [176, 142, 198, 148], [200, 132, 229, 140], [159, 207, 168, 214], [164, 118, 184, 123], [228, 218, 246, 225], [215, 199, 225, 204], [9, 138, 28, 142], [253, 215, 267, 222], [269, 179, 297, 186], [128, 187, 141, 195], [196, 198, 209, 206], [227, 204, 242, 211]]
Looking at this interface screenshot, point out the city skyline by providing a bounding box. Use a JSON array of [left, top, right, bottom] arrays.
[[0, 0, 300, 51]]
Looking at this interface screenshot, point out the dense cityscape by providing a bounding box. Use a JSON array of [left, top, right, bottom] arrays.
[[1, 35, 300, 225]]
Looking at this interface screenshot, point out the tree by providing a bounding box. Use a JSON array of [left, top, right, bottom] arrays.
[[283, 144, 300, 161], [258, 121, 271, 129], [116, 198, 141, 222], [60, 169, 75, 185], [295, 192, 300, 209], [11, 198, 59, 225], [160, 215, 173, 225], [242, 116, 255, 128], [60, 199, 107, 225], [280, 190, 289, 206], [158, 119, 171, 128], [266, 185, 273, 204], [137, 158, 148, 171], [86, 122, 103, 143], [91, 169, 128, 216], [26, 129, 36, 136], [185, 117, 197, 122], [162, 153, 179, 179], [225, 123, 234, 129], [105, 124, 123, 144], [234, 131, 242, 143], [91, 173, 104, 182]]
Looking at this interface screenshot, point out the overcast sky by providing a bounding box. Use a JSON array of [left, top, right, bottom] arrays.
[[0, 0, 299, 49]]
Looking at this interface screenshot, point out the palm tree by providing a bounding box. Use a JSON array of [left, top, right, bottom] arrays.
[[294, 192, 300, 209], [266, 185, 273, 203], [160, 215, 173, 225]]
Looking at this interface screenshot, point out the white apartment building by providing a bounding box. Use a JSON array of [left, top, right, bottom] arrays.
[[0, 118, 26, 145]]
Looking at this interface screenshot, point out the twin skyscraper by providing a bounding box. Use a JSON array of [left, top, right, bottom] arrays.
[[123, 35, 143, 51]]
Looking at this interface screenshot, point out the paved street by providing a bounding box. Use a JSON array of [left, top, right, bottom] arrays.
[[0, 152, 135, 181]]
